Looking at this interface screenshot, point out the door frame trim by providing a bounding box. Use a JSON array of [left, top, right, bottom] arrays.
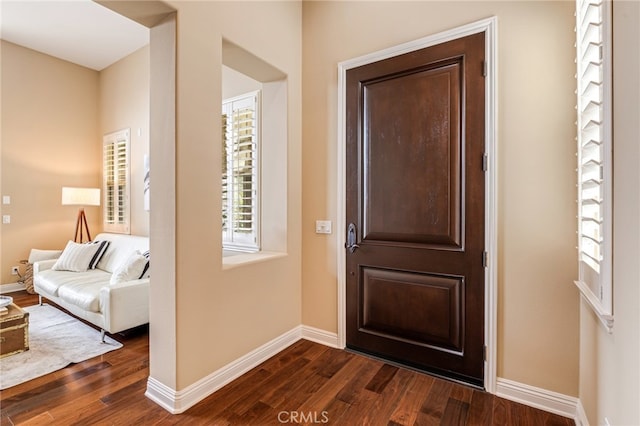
[[336, 16, 498, 393]]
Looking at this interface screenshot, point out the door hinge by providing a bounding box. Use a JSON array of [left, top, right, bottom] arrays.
[[482, 153, 488, 171], [483, 345, 487, 361], [482, 251, 488, 268], [482, 61, 487, 77]]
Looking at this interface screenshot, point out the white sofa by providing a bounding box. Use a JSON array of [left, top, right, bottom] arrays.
[[33, 233, 149, 341]]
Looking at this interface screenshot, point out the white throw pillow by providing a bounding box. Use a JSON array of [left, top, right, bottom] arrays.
[[110, 251, 147, 285], [52, 241, 102, 272]]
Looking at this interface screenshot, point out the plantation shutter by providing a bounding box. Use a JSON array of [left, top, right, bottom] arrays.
[[575, 0, 612, 326], [222, 112, 230, 235], [222, 92, 260, 250], [103, 129, 131, 234]]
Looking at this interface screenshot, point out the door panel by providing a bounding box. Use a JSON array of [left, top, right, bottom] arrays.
[[346, 32, 486, 386], [361, 268, 464, 351], [363, 61, 462, 248]]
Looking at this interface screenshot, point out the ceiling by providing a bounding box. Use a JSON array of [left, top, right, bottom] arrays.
[[0, 0, 149, 71]]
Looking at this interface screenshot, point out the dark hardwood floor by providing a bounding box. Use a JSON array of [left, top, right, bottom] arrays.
[[1, 291, 574, 425]]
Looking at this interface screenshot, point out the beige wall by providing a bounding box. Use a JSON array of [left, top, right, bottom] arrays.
[[301, 1, 579, 396], [579, 1, 640, 424], [147, 12, 177, 389], [100, 45, 150, 237], [146, 1, 302, 390], [0, 41, 101, 285]]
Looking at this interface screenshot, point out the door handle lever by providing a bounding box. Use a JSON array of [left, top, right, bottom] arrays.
[[345, 222, 360, 253]]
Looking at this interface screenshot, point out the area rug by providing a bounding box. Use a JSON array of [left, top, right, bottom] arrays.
[[0, 304, 122, 390]]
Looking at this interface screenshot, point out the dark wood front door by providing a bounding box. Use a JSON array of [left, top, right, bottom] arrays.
[[345, 32, 486, 386]]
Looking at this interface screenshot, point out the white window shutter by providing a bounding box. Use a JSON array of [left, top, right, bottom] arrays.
[[103, 129, 131, 234], [575, 0, 613, 329], [222, 92, 260, 251]]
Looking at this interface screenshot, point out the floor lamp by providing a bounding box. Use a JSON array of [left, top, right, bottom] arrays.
[[62, 187, 101, 243]]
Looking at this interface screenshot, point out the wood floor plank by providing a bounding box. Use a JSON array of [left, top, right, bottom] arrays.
[[295, 355, 371, 414], [441, 398, 470, 426], [343, 366, 413, 426], [2, 361, 111, 423], [366, 364, 399, 394], [1, 291, 575, 426], [387, 372, 435, 426], [491, 396, 508, 425], [258, 352, 329, 409], [8, 364, 138, 424], [450, 382, 474, 404], [100, 377, 148, 405], [544, 410, 576, 426], [466, 389, 494, 425], [0, 357, 110, 403], [8, 354, 147, 424], [45, 370, 148, 424], [316, 348, 354, 379], [334, 358, 382, 405], [239, 358, 309, 416], [44, 400, 108, 425], [69, 389, 161, 426], [415, 377, 454, 425], [258, 347, 348, 413], [228, 357, 311, 417], [12, 410, 53, 426], [202, 340, 326, 422], [174, 367, 273, 421], [64, 356, 147, 392], [227, 400, 273, 425], [313, 398, 350, 426], [328, 364, 386, 425], [509, 401, 534, 426]]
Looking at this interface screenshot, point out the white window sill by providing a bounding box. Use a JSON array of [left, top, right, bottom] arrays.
[[574, 280, 614, 333], [222, 251, 286, 269]]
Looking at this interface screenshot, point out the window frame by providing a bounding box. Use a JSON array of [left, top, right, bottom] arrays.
[[574, 0, 613, 331], [221, 90, 261, 252], [103, 129, 131, 235]]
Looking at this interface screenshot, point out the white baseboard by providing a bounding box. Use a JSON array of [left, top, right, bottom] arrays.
[[575, 399, 589, 426], [146, 324, 340, 414], [145, 377, 178, 413], [496, 377, 580, 423], [300, 325, 339, 348], [0, 283, 26, 294], [146, 326, 303, 414]]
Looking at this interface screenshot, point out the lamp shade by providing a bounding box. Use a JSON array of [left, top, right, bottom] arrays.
[[61, 187, 101, 206]]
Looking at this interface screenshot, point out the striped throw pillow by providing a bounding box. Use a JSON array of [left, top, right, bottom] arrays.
[[139, 250, 150, 279], [52, 241, 102, 272], [87, 240, 110, 269]]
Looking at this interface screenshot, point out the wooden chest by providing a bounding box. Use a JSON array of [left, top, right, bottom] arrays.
[[0, 304, 29, 358]]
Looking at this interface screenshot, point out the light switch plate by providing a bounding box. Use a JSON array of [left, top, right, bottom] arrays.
[[2, 196, 9, 205], [315, 220, 332, 234], [2, 215, 10, 224]]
